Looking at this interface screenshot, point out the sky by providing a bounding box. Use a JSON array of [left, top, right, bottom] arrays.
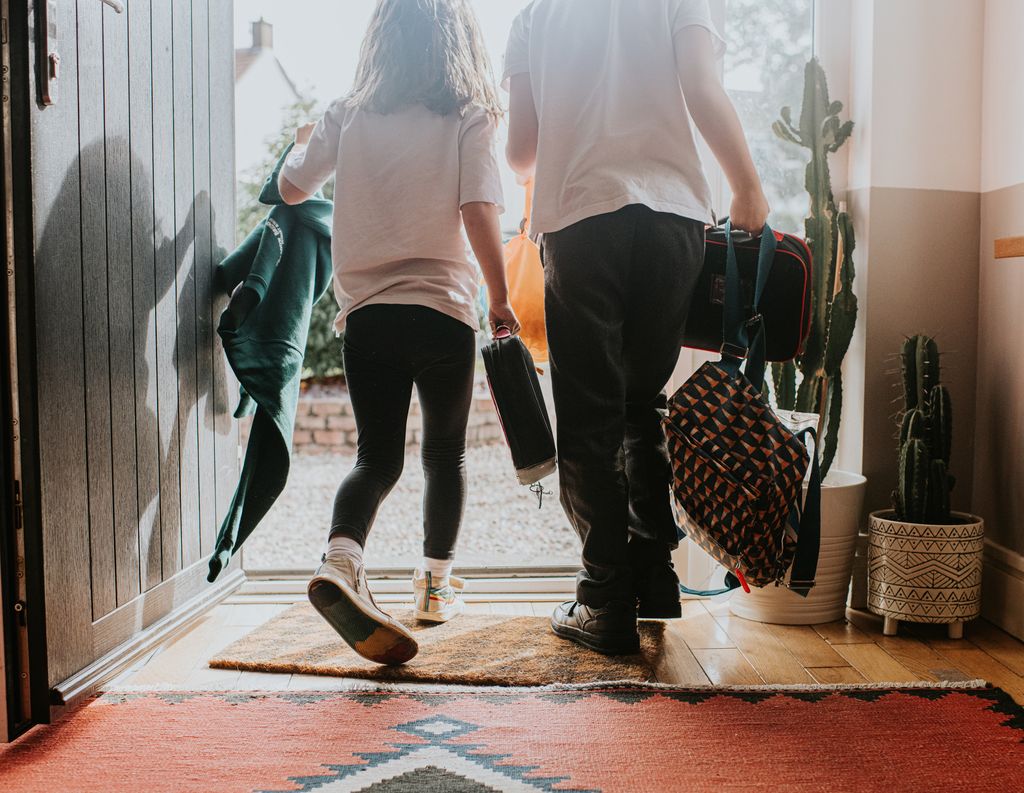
[[234, 0, 534, 222]]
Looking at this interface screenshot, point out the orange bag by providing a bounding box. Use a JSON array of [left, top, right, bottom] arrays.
[[503, 182, 548, 363]]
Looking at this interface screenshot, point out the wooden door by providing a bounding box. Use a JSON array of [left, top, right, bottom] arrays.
[[22, 0, 240, 706]]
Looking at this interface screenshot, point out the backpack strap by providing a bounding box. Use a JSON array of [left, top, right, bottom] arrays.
[[787, 427, 822, 597], [678, 570, 743, 598], [719, 221, 778, 392]]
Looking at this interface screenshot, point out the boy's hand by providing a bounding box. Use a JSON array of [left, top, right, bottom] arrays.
[[489, 301, 522, 338], [730, 190, 771, 234], [295, 123, 316, 146]]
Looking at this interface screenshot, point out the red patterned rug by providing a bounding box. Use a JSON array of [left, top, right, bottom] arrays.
[[2, 685, 1022, 792]]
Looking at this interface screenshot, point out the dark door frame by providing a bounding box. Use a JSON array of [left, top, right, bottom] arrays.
[[1, 0, 50, 741]]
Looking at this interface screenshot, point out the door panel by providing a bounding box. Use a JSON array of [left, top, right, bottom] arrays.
[[27, 0, 239, 691]]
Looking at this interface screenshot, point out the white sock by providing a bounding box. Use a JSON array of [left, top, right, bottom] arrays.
[[423, 557, 454, 579], [327, 536, 363, 565]]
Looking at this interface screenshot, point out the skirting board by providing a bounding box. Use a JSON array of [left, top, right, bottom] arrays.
[[982, 540, 1024, 641], [51, 568, 245, 712]]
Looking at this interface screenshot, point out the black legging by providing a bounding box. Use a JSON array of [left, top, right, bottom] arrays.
[[330, 304, 477, 560]]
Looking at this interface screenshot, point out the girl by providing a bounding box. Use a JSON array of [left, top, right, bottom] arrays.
[[279, 0, 518, 665]]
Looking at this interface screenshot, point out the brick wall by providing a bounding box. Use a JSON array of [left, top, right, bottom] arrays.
[[241, 390, 505, 454]]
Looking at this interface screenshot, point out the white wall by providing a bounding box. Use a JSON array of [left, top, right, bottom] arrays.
[[981, 0, 1024, 192], [849, 0, 984, 193]]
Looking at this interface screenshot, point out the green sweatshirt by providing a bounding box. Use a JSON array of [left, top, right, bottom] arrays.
[[207, 146, 333, 582]]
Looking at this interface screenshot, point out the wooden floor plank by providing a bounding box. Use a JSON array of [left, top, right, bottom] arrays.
[[712, 614, 814, 684], [807, 666, 867, 685], [654, 623, 712, 686], [288, 674, 363, 691], [178, 667, 243, 690], [964, 621, 1024, 677], [927, 645, 1024, 705], [104, 586, 1024, 696], [234, 672, 293, 691], [767, 624, 848, 668], [875, 636, 973, 683], [692, 648, 763, 685], [812, 618, 873, 645], [135, 623, 249, 682], [221, 603, 291, 627], [831, 643, 922, 683], [674, 601, 734, 649], [702, 597, 732, 617]]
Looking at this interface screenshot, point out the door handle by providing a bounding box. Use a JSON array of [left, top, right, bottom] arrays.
[[36, 0, 123, 107]]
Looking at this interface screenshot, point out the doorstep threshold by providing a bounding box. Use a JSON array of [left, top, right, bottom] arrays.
[[234, 571, 578, 601]]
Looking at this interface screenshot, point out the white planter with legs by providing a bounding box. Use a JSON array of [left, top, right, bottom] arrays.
[[729, 470, 867, 625], [867, 510, 984, 639]]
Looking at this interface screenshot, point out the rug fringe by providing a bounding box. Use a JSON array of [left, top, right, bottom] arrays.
[[105, 678, 990, 695]]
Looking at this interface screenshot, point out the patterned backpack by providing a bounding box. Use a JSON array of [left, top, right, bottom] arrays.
[[666, 224, 821, 596]]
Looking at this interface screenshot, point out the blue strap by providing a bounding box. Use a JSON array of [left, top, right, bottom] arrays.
[[677, 571, 742, 598], [720, 222, 778, 392], [787, 427, 822, 597]]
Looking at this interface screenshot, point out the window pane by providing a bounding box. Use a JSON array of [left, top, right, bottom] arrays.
[[724, 0, 815, 234]]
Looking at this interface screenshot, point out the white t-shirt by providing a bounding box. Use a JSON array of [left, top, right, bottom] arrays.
[[503, 0, 725, 235], [281, 102, 505, 332]]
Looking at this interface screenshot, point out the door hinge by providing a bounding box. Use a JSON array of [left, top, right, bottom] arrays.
[[12, 477, 22, 530]]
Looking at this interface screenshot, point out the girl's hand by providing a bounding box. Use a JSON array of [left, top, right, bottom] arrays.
[[489, 301, 521, 338], [729, 189, 771, 235], [295, 122, 316, 146]]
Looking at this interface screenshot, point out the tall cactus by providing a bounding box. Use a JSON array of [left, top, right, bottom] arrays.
[[892, 335, 955, 524], [771, 58, 858, 477]]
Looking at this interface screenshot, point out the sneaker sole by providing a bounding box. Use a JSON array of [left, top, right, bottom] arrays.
[[414, 600, 465, 624], [638, 602, 683, 620], [308, 577, 418, 665], [549, 617, 640, 656]]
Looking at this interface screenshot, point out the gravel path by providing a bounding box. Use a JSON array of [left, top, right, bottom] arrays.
[[244, 443, 580, 571]]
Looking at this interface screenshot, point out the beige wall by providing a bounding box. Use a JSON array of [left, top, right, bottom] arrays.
[[855, 187, 981, 515], [973, 184, 1024, 553], [834, 0, 985, 511], [973, 0, 1024, 636], [972, 0, 1024, 557]]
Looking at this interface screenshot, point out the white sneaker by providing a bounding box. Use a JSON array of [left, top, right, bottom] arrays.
[[412, 569, 466, 623], [308, 555, 418, 665]]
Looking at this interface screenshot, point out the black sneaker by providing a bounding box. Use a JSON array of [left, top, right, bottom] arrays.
[[550, 600, 640, 655], [635, 561, 682, 620]]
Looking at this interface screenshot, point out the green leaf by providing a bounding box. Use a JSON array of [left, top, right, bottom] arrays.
[[820, 370, 843, 477], [772, 360, 798, 411], [772, 120, 803, 147]]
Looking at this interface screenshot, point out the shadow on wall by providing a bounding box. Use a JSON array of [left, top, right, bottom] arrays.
[[35, 138, 231, 592]]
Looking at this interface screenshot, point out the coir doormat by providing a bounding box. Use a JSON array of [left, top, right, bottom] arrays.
[[2, 685, 1022, 792], [209, 603, 666, 686]]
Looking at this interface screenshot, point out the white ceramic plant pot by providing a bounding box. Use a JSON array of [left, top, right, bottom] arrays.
[[729, 470, 868, 625], [867, 510, 984, 639]]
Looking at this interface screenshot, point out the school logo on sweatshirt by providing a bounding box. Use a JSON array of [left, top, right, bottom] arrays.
[[267, 218, 284, 255]]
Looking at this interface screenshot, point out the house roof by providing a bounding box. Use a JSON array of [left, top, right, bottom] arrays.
[[235, 48, 261, 81], [234, 48, 301, 100]]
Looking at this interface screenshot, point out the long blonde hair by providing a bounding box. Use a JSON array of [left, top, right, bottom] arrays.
[[347, 0, 503, 119]]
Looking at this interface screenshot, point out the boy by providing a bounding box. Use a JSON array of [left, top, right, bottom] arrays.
[[504, 0, 769, 654]]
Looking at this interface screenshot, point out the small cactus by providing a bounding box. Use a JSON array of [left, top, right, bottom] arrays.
[[892, 335, 954, 523]]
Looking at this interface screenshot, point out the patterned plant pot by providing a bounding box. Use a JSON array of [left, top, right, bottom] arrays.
[[867, 510, 985, 639]]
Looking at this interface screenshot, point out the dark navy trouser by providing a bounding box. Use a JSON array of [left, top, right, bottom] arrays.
[[542, 205, 704, 606]]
